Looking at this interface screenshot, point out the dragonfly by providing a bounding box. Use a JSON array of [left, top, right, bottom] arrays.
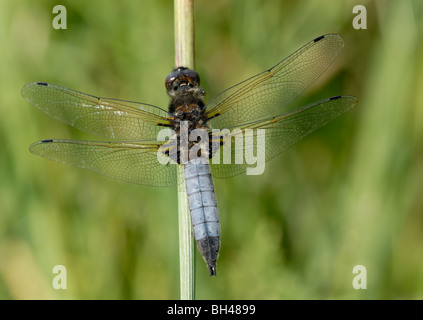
[[22, 34, 357, 276]]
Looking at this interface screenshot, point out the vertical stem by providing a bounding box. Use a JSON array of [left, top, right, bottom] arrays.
[[174, 0, 195, 69], [174, 0, 195, 300]]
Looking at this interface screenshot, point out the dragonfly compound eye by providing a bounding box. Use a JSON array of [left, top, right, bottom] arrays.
[[181, 68, 200, 86], [165, 72, 179, 91], [165, 67, 200, 92]]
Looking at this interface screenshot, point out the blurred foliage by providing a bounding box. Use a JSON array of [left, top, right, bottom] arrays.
[[1, 0, 423, 299]]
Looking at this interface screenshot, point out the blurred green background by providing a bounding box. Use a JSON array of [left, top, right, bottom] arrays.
[[1, 0, 423, 299]]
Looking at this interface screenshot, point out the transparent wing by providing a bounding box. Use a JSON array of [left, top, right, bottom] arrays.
[[205, 34, 345, 129], [22, 82, 173, 140], [210, 95, 358, 179], [30, 139, 178, 187]]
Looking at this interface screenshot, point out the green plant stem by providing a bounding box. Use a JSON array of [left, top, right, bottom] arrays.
[[174, 0, 195, 68], [174, 0, 195, 300]]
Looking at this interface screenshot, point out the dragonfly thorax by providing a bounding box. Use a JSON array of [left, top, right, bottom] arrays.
[[167, 67, 208, 132]]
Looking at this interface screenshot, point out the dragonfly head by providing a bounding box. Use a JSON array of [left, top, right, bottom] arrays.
[[165, 67, 203, 99]]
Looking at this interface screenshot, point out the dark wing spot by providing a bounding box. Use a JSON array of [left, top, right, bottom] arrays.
[[156, 123, 173, 127], [330, 95, 342, 101], [313, 35, 325, 42], [37, 82, 48, 86], [41, 139, 54, 143]]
